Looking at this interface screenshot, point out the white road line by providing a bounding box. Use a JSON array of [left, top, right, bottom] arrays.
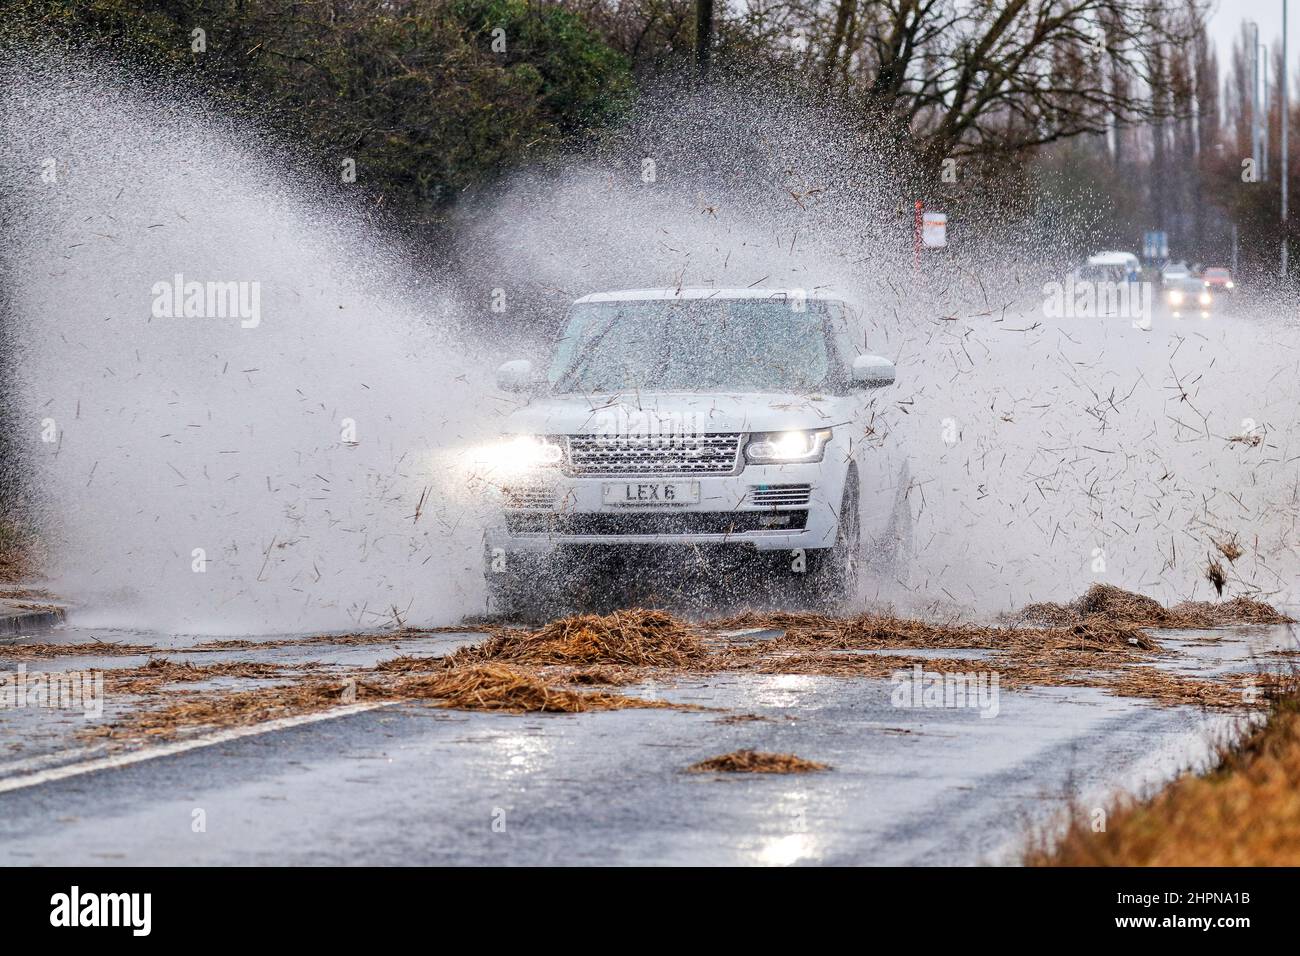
[[0, 701, 387, 795], [0, 744, 113, 777]]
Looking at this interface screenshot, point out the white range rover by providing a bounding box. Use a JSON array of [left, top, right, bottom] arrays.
[[480, 287, 910, 614]]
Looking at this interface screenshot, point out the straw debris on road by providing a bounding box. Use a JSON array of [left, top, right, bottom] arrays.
[[52, 585, 1297, 741], [687, 750, 830, 773], [452, 609, 708, 667]]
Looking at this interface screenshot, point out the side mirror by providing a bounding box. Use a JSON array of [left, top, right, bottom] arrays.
[[496, 359, 538, 393], [851, 354, 896, 388]]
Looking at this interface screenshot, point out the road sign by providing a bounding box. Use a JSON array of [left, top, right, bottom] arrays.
[[922, 212, 947, 248], [1143, 230, 1168, 260]]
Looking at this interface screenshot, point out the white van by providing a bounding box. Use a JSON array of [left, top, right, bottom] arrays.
[[1086, 251, 1141, 279]]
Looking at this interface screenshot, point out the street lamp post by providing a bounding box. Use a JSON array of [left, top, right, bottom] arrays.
[[1283, 0, 1290, 276], [1253, 21, 1261, 177], [1262, 42, 1270, 181]]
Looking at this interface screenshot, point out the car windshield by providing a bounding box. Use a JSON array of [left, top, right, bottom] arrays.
[[1077, 265, 1126, 283], [547, 298, 835, 393]]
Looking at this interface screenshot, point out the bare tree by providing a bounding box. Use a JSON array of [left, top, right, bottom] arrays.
[[577, 0, 1208, 175]]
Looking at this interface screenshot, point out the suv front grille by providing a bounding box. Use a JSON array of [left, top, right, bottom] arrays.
[[506, 510, 807, 536], [566, 433, 743, 476]]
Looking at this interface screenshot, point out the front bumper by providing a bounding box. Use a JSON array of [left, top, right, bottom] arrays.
[[485, 460, 843, 555]]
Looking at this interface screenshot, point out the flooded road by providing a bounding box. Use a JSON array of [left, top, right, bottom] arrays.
[[0, 616, 1293, 865]]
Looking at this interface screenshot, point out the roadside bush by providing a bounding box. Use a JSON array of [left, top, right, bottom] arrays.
[[1, 0, 633, 216]]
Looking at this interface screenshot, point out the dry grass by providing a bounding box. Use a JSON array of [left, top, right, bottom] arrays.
[[1213, 536, 1244, 563], [687, 750, 829, 773], [0, 585, 57, 602], [76, 585, 1297, 740], [1205, 558, 1228, 596], [370, 654, 451, 674], [0, 519, 37, 583], [1168, 596, 1293, 626], [86, 680, 361, 738], [1017, 583, 1290, 629], [709, 616, 1159, 670], [92, 661, 678, 739], [451, 609, 708, 667], [1029, 682, 1300, 865], [104, 658, 303, 694], [562, 665, 644, 686], [188, 625, 488, 653], [382, 664, 673, 714], [0, 640, 159, 660], [3, 625, 490, 661], [5, 601, 61, 613]]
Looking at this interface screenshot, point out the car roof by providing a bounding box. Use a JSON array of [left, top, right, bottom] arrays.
[[573, 287, 848, 305]]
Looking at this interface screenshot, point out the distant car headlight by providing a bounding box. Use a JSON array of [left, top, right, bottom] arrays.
[[1226, 281, 1235, 289], [745, 428, 833, 463], [1199, 292, 1212, 306], [1167, 289, 1185, 306], [476, 435, 564, 475]]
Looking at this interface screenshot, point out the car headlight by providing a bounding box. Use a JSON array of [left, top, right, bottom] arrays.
[[1226, 281, 1235, 289], [1199, 292, 1212, 306], [476, 435, 564, 474], [745, 428, 833, 463], [1168, 290, 1184, 305]]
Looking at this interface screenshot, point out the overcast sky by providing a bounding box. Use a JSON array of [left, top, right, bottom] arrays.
[[1210, 0, 1295, 88]]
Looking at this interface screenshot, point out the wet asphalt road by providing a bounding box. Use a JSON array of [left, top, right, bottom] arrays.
[[3, 622, 1289, 865]]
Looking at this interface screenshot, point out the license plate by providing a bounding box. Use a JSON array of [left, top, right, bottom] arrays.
[[602, 481, 700, 506]]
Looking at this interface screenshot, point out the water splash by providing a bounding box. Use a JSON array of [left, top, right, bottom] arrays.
[[1, 53, 498, 633], [4, 54, 1299, 633]]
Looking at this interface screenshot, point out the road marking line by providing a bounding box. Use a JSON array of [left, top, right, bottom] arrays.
[[0, 702, 386, 795], [0, 744, 113, 777]]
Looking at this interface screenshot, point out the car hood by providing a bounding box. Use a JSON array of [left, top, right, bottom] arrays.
[[502, 391, 849, 436]]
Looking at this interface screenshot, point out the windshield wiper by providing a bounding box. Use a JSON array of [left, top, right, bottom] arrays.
[[552, 312, 624, 393]]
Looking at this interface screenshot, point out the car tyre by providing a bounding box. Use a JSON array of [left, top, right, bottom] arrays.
[[790, 472, 860, 611]]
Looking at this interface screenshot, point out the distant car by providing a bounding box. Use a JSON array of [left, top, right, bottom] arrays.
[[1086, 251, 1141, 282], [1164, 275, 1213, 317], [1162, 261, 1191, 284], [1202, 267, 1235, 291]]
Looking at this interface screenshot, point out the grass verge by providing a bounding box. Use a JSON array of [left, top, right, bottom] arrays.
[[0, 517, 36, 583], [1028, 681, 1300, 865]]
